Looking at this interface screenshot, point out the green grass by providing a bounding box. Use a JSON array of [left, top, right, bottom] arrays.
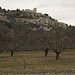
[[0, 50, 75, 74]]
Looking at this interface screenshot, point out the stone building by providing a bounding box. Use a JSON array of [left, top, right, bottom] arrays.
[[59, 22, 68, 28], [0, 13, 9, 22]]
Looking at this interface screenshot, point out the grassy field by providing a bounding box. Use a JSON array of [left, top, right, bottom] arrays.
[[0, 50, 75, 74]]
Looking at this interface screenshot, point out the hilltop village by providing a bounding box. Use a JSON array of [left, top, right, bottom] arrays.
[[0, 7, 68, 31]]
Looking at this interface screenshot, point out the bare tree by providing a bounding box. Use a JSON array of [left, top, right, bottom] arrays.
[[45, 48, 49, 56], [9, 34, 27, 56], [39, 31, 52, 56], [40, 28, 74, 60], [49, 30, 73, 60]]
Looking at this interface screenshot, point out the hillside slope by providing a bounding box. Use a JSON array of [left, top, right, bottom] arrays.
[[0, 7, 75, 52]]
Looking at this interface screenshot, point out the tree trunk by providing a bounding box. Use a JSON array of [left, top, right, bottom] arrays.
[[0, 50, 2, 53], [56, 53, 60, 60], [45, 52, 48, 56], [45, 49, 48, 56], [11, 51, 13, 56]]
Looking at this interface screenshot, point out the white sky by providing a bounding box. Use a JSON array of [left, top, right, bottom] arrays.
[[0, 0, 75, 26]]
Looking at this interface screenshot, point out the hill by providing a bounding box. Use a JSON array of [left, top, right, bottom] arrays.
[[0, 7, 75, 52]]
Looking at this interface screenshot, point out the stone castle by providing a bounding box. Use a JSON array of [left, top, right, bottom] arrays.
[[25, 8, 37, 13]]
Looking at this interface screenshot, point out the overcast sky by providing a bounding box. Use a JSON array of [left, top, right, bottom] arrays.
[[0, 0, 75, 26]]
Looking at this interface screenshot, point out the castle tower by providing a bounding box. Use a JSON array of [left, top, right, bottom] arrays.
[[33, 8, 37, 13]]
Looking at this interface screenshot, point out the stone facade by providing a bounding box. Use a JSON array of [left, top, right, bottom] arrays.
[[0, 12, 10, 22], [0, 14, 8, 22], [59, 22, 68, 28]]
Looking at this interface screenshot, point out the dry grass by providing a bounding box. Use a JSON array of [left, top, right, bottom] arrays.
[[0, 50, 75, 74]]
